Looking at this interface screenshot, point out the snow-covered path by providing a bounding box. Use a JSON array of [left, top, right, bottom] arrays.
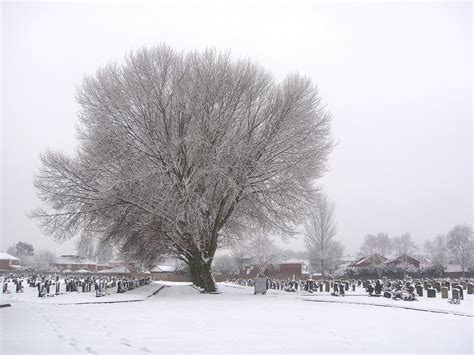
[[1, 281, 473, 354]]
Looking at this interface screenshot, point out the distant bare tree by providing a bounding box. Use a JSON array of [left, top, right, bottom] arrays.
[[392, 233, 417, 278], [7, 241, 35, 266], [31, 45, 333, 292], [359, 233, 392, 257], [424, 234, 449, 277], [34, 250, 57, 269], [230, 243, 251, 276], [75, 234, 96, 261], [304, 194, 341, 277], [393, 233, 417, 256], [249, 234, 280, 275], [446, 225, 473, 277], [212, 255, 238, 276]]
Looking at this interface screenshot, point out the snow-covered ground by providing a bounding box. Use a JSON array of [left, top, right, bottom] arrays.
[[1, 281, 473, 354]]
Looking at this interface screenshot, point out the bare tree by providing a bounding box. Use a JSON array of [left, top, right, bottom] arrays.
[[392, 233, 417, 278], [446, 225, 473, 277], [7, 241, 35, 266], [34, 250, 57, 270], [249, 234, 280, 275], [359, 233, 392, 257], [212, 255, 238, 276], [230, 243, 251, 276], [75, 234, 96, 262], [424, 234, 449, 277], [31, 45, 333, 292], [304, 194, 340, 277], [393, 233, 417, 256]]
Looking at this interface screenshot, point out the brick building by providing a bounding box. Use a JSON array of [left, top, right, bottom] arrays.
[[50, 255, 97, 272], [0, 252, 20, 270]]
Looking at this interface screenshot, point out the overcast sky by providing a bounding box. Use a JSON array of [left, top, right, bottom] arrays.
[[1, 1, 472, 257]]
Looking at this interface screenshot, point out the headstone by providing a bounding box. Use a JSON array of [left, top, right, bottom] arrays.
[[416, 285, 423, 297], [467, 283, 473, 295], [434, 282, 441, 292], [345, 282, 349, 291], [325, 282, 330, 292], [2, 282, 7, 294], [456, 286, 464, 300], [339, 284, 345, 296], [460, 282, 467, 290], [452, 288, 460, 301], [441, 287, 448, 299], [383, 291, 392, 298], [427, 288, 436, 298], [443, 281, 450, 291]]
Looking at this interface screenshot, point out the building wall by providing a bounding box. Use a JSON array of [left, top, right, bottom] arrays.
[[0, 260, 12, 269], [279, 263, 302, 275]]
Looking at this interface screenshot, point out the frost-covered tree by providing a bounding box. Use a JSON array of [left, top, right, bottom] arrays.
[[75, 234, 96, 262], [230, 243, 251, 276], [424, 234, 449, 277], [304, 194, 341, 277], [249, 234, 280, 275], [393, 233, 417, 256], [212, 255, 238, 276], [446, 225, 473, 277], [392, 233, 417, 278], [34, 250, 57, 270], [31, 45, 333, 292], [359, 233, 392, 257], [7, 241, 35, 266]]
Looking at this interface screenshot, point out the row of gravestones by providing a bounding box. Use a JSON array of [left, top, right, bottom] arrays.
[[360, 277, 473, 304], [1, 273, 152, 298], [234, 278, 358, 294]]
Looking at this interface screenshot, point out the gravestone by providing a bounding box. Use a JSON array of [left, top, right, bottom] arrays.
[[325, 282, 330, 292], [443, 281, 450, 291], [452, 288, 460, 301], [456, 286, 464, 300], [383, 291, 392, 298], [460, 282, 467, 291], [339, 284, 345, 296], [345, 282, 349, 291], [434, 282, 441, 292], [2, 282, 7, 294], [467, 283, 473, 295], [352, 284, 356, 292], [441, 286, 448, 299], [427, 288, 436, 298], [416, 285, 423, 297]]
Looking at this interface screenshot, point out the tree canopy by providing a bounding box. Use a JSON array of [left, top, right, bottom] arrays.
[[32, 45, 333, 291]]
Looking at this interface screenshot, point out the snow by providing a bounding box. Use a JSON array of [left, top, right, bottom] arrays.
[[0, 252, 19, 261], [1, 281, 473, 354]]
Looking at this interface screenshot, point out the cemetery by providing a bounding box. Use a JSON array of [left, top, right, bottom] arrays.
[[1, 272, 472, 353]]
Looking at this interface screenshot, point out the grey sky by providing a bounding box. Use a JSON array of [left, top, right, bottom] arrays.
[[1, 1, 472, 256]]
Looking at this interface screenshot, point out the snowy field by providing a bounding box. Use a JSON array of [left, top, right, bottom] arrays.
[[1, 281, 473, 354]]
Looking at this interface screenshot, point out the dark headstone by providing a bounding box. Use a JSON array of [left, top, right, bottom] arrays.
[[427, 288, 436, 298], [416, 285, 423, 297]]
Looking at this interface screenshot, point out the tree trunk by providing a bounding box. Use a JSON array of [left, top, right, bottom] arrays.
[[188, 256, 217, 293]]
